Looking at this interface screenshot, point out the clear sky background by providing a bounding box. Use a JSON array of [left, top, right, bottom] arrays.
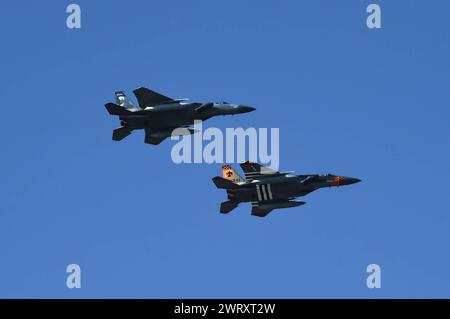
[[1, 0, 449, 298]]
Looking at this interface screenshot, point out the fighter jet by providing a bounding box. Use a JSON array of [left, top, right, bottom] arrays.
[[104, 87, 255, 145], [212, 161, 361, 217]]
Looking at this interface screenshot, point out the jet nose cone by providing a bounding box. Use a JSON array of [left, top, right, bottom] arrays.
[[332, 176, 361, 186], [237, 105, 256, 113], [345, 177, 361, 185]]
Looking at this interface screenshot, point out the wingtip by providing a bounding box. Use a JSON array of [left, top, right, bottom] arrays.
[[133, 86, 147, 92]]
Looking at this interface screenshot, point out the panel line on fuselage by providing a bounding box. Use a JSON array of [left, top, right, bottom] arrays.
[[254, 184, 274, 202], [261, 184, 268, 200], [255, 184, 262, 201], [267, 184, 273, 200]]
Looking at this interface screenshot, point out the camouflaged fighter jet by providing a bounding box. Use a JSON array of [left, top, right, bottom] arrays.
[[104, 87, 255, 145], [212, 162, 361, 217]]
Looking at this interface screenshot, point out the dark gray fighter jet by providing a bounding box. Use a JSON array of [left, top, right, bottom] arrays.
[[104, 87, 255, 145], [212, 162, 361, 217]]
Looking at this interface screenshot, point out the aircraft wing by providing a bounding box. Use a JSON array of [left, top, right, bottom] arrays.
[[251, 199, 306, 217], [133, 87, 173, 108], [144, 128, 174, 145], [144, 132, 168, 145], [251, 205, 274, 217], [240, 161, 279, 181], [144, 127, 198, 145]]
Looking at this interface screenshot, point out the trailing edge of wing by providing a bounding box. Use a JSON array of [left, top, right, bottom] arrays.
[[145, 135, 168, 145], [133, 87, 173, 107], [144, 129, 169, 145], [251, 200, 306, 217]]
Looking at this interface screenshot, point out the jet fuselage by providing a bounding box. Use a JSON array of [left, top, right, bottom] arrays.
[[105, 87, 255, 145], [226, 174, 361, 203], [119, 102, 255, 131]]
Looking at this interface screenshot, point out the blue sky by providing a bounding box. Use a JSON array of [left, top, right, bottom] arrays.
[[1, 0, 449, 298]]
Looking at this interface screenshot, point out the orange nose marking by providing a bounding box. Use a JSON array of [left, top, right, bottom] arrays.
[[332, 176, 344, 186]]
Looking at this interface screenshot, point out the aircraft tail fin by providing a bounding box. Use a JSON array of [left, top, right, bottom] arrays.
[[112, 127, 133, 141], [115, 91, 140, 111], [240, 161, 279, 181], [222, 164, 246, 185], [220, 200, 239, 214], [105, 103, 133, 116], [212, 176, 240, 189], [133, 87, 173, 108]]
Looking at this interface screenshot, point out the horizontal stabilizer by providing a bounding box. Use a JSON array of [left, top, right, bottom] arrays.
[[212, 176, 239, 189], [105, 103, 132, 116], [220, 200, 239, 214], [112, 127, 133, 141]]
